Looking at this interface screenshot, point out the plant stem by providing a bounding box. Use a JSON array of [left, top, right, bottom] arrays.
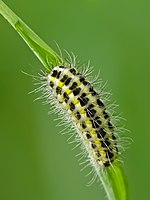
[[0, 0, 62, 70], [97, 163, 128, 200]]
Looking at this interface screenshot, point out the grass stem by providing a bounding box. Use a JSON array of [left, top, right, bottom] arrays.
[[0, 0, 62, 70]]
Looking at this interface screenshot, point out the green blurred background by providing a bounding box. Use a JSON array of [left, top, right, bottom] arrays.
[[0, 0, 150, 199]]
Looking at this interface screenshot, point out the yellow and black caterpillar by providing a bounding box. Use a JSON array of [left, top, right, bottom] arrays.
[[47, 65, 118, 167]]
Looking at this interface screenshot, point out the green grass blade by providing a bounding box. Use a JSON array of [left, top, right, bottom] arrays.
[[97, 162, 128, 200], [107, 164, 128, 200], [0, 0, 62, 70], [105, 163, 128, 200]]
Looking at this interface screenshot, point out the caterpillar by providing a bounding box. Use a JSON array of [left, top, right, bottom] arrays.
[[30, 54, 126, 183], [48, 66, 118, 167], [40, 64, 119, 168]]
